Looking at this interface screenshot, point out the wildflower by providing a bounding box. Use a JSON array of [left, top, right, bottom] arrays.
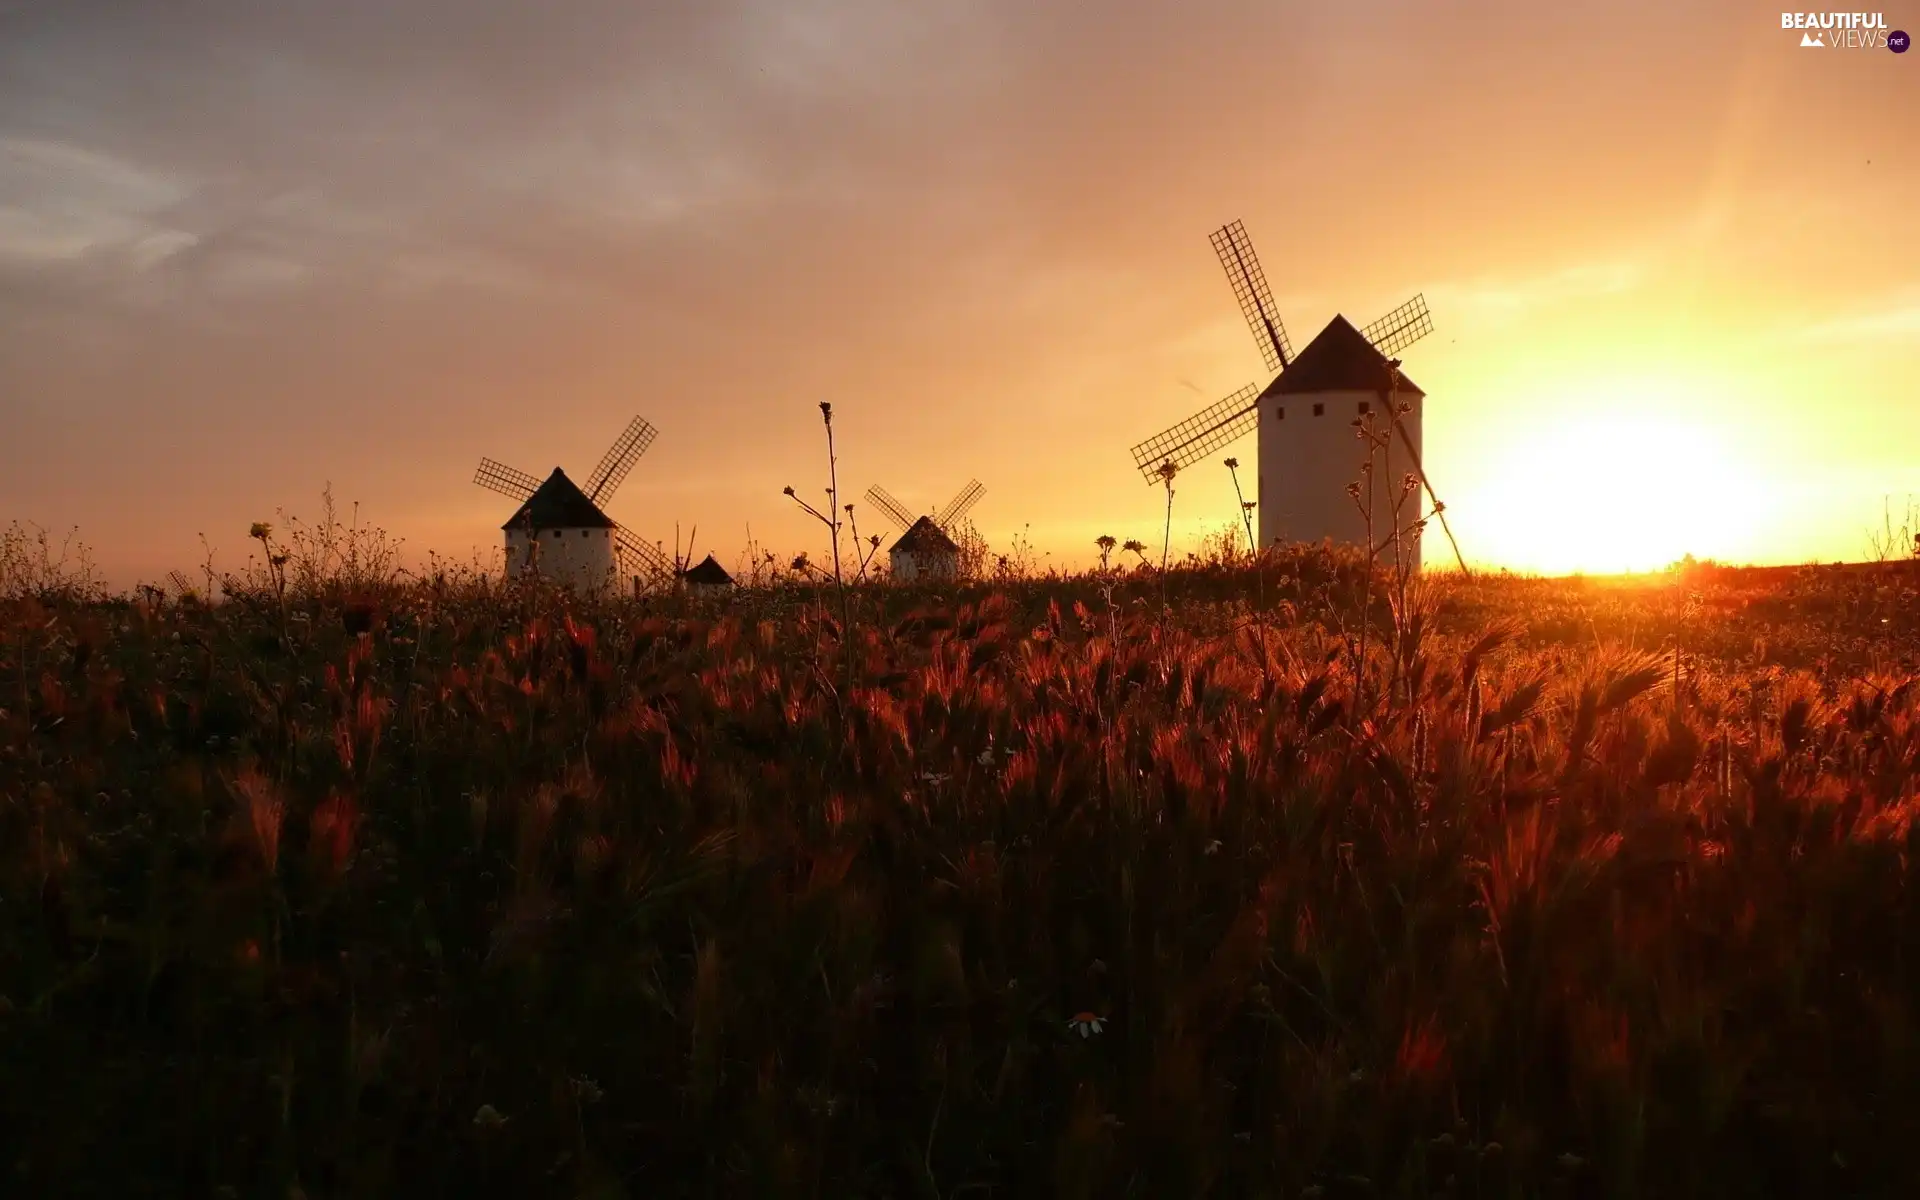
[[976, 748, 994, 766], [1068, 1012, 1105, 1038], [1203, 839, 1222, 856], [473, 1104, 508, 1129], [919, 771, 950, 785]]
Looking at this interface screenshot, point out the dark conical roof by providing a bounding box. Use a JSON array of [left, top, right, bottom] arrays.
[[682, 554, 733, 586], [501, 467, 616, 530], [1259, 314, 1425, 399], [890, 515, 959, 555]]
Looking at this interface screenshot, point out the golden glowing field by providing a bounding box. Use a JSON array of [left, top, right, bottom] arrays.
[[6, 526, 1920, 1196]]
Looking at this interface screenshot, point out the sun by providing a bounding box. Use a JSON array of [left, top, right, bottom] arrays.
[[1458, 379, 1770, 575]]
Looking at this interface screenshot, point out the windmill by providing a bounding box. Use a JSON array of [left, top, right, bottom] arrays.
[[473, 416, 675, 591], [1128, 220, 1463, 571], [862, 479, 984, 581]]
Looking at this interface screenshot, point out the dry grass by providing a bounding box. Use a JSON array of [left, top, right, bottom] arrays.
[[6, 538, 1920, 1197]]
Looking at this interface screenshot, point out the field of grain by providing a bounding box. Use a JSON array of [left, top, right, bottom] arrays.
[[6, 537, 1920, 1197]]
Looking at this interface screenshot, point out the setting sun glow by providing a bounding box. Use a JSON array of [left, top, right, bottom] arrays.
[[1457, 379, 1771, 575]]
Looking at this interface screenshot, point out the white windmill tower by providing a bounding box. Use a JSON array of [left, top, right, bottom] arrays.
[[473, 416, 675, 592], [1128, 220, 1465, 571], [862, 479, 984, 581]]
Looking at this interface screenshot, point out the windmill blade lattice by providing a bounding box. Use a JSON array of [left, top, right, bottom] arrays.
[[1128, 382, 1262, 482], [474, 458, 543, 502], [1360, 294, 1432, 360], [585, 417, 658, 504], [935, 480, 984, 530], [614, 524, 675, 580], [863, 486, 917, 533], [167, 570, 193, 597], [1211, 220, 1291, 373], [1359, 294, 1462, 571]]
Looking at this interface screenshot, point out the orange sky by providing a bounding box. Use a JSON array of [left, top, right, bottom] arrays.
[[2, 1, 1916, 585]]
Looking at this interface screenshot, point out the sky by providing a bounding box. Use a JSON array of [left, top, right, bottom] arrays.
[[1, 0, 1916, 585]]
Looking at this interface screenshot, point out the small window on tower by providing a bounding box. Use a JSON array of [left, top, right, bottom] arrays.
[[552, 530, 562, 539], [1312, 403, 1325, 416], [1275, 407, 1285, 420], [1358, 401, 1371, 414]]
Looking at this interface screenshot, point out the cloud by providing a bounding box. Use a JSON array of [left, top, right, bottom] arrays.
[[1423, 260, 1646, 328], [0, 0, 1023, 325], [0, 136, 193, 265], [1797, 293, 1920, 343]]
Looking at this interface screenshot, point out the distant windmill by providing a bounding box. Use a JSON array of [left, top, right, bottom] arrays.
[[681, 554, 735, 597], [863, 479, 984, 581], [1128, 220, 1463, 571], [166, 570, 194, 598], [473, 416, 675, 591]]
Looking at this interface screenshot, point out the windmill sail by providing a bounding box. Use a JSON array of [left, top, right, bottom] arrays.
[[935, 479, 984, 530], [1128, 383, 1262, 481], [474, 458, 543, 501], [614, 524, 675, 580], [1212, 220, 1292, 373], [585, 416, 657, 504], [1360, 294, 1432, 360], [862, 486, 918, 533]]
